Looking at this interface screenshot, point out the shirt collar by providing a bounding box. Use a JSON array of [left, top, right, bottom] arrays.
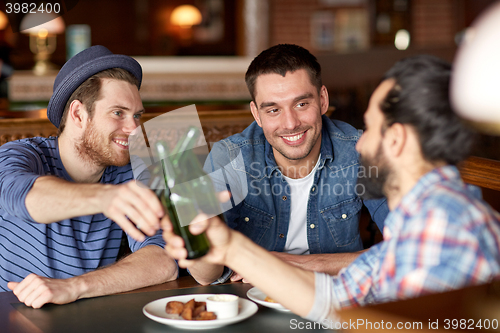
[[384, 165, 460, 235], [398, 165, 461, 210]]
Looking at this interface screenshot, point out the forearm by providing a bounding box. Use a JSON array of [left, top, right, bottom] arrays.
[[226, 232, 316, 317], [26, 176, 107, 223], [273, 251, 365, 275], [70, 245, 178, 299], [187, 262, 224, 286]]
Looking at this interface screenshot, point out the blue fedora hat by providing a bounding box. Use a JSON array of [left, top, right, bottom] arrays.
[[47, 45, 142, 128]]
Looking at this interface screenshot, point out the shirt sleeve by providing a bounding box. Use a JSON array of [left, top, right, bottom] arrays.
[[330, 245, 381, 308], [305, 272, 340, 322], [0, 142, 44, 222], [203, 141, 248, 227], [127, 228, 166, 252], [210, 266, 233, 285], [307, 249, 381, 321]]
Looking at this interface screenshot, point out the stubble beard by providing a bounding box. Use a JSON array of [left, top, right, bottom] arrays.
[[271, 125, 320, 161], [357, 143, 393, 200], [76, 120, 130, 168]]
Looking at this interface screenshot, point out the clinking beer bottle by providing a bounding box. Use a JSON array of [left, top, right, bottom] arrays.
[[153, 127, 220, 259]]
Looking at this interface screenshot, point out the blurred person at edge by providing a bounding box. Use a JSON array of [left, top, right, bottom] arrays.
[[0, 46, 178, 308], [452, 2, 500, 134], [164, 54, 500, 320]]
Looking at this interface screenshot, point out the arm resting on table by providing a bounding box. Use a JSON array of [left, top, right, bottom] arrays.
[[8, 245, 178, 308], [76, 245, 178, 298], [271, 251, 365, 275], [187, 262, 225, 286]]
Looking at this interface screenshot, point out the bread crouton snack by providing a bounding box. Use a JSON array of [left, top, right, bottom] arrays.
[[166, 299, 217, 320]]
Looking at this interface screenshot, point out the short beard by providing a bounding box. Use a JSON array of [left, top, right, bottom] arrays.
[[273, 127, 320, 161], [356, 143, 392, 200], [274, 142, 316, 161], [76, 120, 129, 168]]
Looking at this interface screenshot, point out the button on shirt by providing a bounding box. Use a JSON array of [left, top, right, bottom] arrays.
[[307, 166, 500, 322]]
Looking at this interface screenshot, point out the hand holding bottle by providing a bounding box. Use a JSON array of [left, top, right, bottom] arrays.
[[152, 127, 224, 259], [162, 190, 232, 267]]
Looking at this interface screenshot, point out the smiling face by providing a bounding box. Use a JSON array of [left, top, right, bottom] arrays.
[[250, 69, 328, 167], [76, 78, 144, 168]]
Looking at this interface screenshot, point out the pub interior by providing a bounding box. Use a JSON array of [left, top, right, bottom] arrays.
[[0, 0, 499, 332], [1, 0, 500, 157]]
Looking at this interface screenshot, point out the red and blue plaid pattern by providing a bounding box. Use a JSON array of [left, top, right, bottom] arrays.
[[330, 166, 500, 309]]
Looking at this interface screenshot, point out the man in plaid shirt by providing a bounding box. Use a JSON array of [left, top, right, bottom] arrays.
[[163, 55, 500, 321], [306, 55, 500, 320]]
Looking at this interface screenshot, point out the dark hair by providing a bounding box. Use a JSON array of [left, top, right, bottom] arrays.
[[58, 68, 139, 135], [245, 44, 322, 102], [380, 55, 475, 165]]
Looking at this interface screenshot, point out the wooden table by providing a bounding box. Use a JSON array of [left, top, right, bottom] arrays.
[[0, 276, 325, 333], [338, 280, 500, 332]]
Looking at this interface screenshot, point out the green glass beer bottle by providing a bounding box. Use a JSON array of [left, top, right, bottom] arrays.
[[153, 127, 220, 259]]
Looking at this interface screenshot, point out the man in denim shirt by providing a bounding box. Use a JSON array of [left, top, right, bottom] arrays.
[[186, 44, 388, 284]]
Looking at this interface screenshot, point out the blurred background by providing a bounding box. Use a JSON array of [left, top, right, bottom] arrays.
[[0, 0, 498, 159]]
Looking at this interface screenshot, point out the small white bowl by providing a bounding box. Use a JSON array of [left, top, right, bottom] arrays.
[[206, 294, 239, 319]]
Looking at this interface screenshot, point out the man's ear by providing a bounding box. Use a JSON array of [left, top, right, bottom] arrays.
[[383, 123, 406, 158], [320, 85, 329, 116], [68, 100, 88, 130], [250, 101, 262, 127]]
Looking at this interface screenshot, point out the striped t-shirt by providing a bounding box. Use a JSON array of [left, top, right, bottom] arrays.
[[0, 137, 165, 291]]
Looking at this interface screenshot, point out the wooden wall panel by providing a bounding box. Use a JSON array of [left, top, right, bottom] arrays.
[[0, 110, 255, 147]]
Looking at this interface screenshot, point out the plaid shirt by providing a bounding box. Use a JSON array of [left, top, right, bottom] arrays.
[[307, 166, 500, 322]]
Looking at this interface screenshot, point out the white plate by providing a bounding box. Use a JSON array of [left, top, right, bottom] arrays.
[[246, 287, 291, 312], [143, 294, 258, 330]]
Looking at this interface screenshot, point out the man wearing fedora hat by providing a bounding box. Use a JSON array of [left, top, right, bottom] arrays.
[[0, 46, 178, 308]]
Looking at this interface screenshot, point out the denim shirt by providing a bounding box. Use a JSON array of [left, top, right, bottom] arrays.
[[204, 115, 388, 254]]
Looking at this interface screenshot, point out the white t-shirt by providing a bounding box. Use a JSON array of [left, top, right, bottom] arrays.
[[282, 155, 321, 255]]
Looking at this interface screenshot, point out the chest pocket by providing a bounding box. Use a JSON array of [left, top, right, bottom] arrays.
[[320, 198, 362, 247], [234, 202, 274, 245]]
